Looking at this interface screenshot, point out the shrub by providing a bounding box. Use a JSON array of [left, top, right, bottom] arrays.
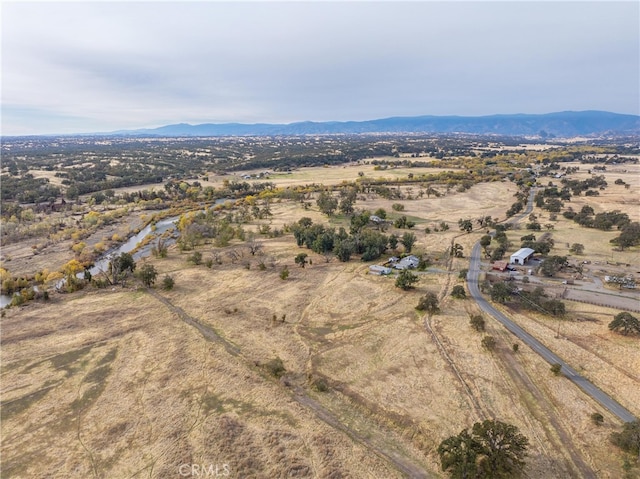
[[279, 266, 290, 280], [470, 314, 485, 332], [550, 363, 562, 376], [312, 377, 329, 392], [590, 412, 604, 426], [451, 285, 466, 299], [188, 251, 202, 265], [481, 335, 496, 350], [265, 357, 286, 378], [162, 275, 175, 291]]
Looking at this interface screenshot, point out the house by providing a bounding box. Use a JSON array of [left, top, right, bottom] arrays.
[[492, 261, 508, 272], [369, 265, 392, 275], [394, 255, 420, 270], [510, 248, 535, 265]]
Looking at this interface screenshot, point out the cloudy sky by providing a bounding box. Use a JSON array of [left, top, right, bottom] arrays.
[[2, 1, 638, 135]]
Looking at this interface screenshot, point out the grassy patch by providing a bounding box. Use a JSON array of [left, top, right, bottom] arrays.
[[201, 392, 226, 414]]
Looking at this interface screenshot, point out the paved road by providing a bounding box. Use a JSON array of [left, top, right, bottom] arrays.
[[466, 188, 636, 423]]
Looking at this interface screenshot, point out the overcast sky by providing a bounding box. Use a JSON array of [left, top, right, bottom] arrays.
[[2, 1, 638, 135]]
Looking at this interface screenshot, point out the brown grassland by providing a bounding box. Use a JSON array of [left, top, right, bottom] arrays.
[[2, 164, 639, 478]]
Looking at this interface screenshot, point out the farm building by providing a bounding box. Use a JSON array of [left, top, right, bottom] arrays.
[[393, 255, 420, 270], [369, 265, 392, 275], [510, 248, 535, 265], [492, 261, 508, 272]]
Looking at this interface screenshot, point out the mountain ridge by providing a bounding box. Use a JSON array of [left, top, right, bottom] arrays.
[[112, 110, 640, 137]]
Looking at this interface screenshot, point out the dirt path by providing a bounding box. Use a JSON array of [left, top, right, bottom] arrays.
[[493, 330, 597, 478], [145, 288, 431, 478]]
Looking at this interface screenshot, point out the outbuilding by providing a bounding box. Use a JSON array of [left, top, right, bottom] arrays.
[[394, 255, 420, 270], [369, 265, 392, 275], [492, 261, 508, 272], [510, 248, 535, 265]]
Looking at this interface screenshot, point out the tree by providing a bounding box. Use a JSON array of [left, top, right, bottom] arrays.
[[608, 312, 640, 336], [438, 429, 480, 479], [569, 243, 584, 255], [333, 239, 355, 262], [480, 235, 492, 255], [550, 363, 562, 376], [388, 234, 398, 250], [108, 252, 136, 285], [450, 243, 464, 258], [316, 191, 338, 216], [438, 420, 529, 479], [396, 270, 419, 290], [471, 420, 529, 478], [458, 219, 473, 233], [540, 255, 567, 277], [400, 232, 417, 253], [451, 285, 466, 299], [137, 264, 158, 287], [294, 252, 308, 268], [610, 420, 640, 459], [490, 282, 513, 303], [416, 292, 439, 314], [611, 222, 640, 250]]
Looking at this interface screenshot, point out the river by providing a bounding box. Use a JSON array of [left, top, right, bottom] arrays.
[[1, 200, 230, 308]]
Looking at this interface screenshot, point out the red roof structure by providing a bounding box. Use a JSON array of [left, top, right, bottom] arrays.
[[492, 261, 508, 272]]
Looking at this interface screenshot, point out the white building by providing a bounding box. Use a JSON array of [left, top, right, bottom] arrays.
[[510, 248, 535, 265], [369, 265, 392, 275], [393, 255, 420, 270]]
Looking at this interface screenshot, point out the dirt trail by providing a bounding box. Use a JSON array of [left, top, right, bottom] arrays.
[[145, 288, 431, 478], [493, 329, 597, 478]]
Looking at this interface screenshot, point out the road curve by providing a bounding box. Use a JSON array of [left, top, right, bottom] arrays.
[[466, 189, 636, 424]]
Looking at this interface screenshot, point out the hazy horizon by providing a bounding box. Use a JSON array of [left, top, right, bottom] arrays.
[[3, 1, 639, 135]]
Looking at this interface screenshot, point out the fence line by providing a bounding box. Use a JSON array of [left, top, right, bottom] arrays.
[[562, 295, 640, 313]]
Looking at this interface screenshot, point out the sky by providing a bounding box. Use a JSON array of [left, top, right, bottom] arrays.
[[2, 1, 639, 135]]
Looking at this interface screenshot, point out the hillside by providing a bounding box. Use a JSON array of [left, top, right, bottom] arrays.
[[117, 111, 640, 138]]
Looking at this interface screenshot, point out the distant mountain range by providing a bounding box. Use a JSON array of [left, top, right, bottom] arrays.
[[113, 111, 640, 137]]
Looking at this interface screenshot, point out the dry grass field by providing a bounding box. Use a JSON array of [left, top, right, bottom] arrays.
[[2, 171, 639, 478]]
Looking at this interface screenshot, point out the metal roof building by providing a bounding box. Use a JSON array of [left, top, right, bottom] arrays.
[[509, 248, 535, 265]]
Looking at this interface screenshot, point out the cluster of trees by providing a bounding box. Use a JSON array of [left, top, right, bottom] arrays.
[[0, 174, 62, 204], [483, 224, 512, 261], [490, 283, 566, 317], [438, 419, 529, 478], [290, 214, 418, 263], [563, 205, 630, 231], [560, 174, 607, 196], [520, 233, 555, 255]]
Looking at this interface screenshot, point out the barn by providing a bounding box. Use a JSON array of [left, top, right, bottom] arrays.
[[510, 248, 535, 265]]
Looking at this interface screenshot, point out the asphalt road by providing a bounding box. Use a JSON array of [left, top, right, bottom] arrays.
[[466, 188, 636, 423]]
